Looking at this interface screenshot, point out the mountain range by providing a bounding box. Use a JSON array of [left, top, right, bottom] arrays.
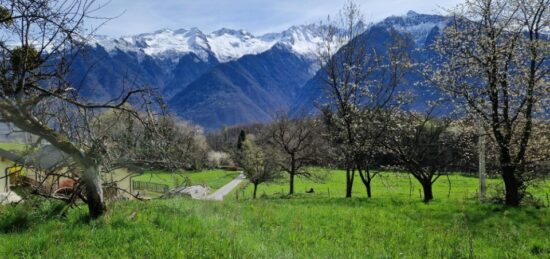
[[70, 11, 449, 130]]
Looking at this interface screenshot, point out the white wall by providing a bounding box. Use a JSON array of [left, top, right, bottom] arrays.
[[103, 168, 138, 199], [0, 159, 10, 193]]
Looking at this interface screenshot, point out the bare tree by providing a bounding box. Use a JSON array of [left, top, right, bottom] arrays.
[[317, 1, 410, 197], [266, 113, 320, 195], [98, 112, 209, 171], [432, 0, 549, 206], [240, 139, 281, 199], [386, 110, 475, 202], [0, 0, 162, 218]]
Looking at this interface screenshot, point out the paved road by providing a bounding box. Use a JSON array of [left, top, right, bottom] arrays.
[[203, 173, 245, 201]]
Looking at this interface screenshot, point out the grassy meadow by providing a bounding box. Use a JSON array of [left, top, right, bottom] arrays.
[[232, 168, 550, 203], [133, 170, 241, 190], [0, 142, 27, 152], [0, 169, 549, 258], [0, 197, 549, 258]]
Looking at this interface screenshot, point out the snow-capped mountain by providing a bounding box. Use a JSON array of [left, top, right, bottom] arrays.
[[261, 24, 324, 58], [91, 24, 325, 64], [208, 28, 276, 62], [378, 11, 448, 46], [292, 11, 451, 115], [72, 11, 457, 130]]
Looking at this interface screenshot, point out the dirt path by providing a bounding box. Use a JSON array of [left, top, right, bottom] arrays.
[[203, 173, 245, 201]]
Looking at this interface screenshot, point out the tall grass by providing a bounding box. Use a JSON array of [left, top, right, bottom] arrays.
[[0, 197, 548, 258], [0, 169, 548, 258]]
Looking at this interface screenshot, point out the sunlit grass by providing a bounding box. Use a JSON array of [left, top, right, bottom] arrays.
[[0, 169, 548, 258], [233, 168, 550, 203], [0, 196, 548, 258], [0, 142, 27, 152], [133, 170, 240, 190]]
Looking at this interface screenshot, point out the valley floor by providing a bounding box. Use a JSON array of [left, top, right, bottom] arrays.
[[1, 171, 549, 258]]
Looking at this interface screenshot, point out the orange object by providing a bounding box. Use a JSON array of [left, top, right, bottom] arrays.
[[59, 179, 76, 189]]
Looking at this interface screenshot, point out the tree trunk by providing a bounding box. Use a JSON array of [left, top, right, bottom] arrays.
[[345, 168, 354, 198], [502, 165, 521, 206], [289, 173, 295, 195], [81, 164, 105, 219], [358, 166, 372, 198], [478, 119, 487, 200], [289, 154, 296, 195], [253, 183, 258, 199], [366, 180, 372, 198], [421, 181, 433, 203]]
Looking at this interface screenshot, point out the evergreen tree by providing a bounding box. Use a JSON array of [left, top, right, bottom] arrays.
[[237, 130, 246, 150]]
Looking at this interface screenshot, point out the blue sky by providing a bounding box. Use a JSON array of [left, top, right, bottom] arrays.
[[89, 0, 462, 37]]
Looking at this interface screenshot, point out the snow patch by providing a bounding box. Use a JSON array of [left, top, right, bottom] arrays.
[[392, 21, 447, 45], [208, 29, 277, 62], [92, 24, 326, 63], [380, 11, 448, 46], [276, 25, 324, 58]]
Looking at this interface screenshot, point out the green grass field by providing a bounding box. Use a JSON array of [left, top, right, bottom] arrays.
[[133, 170, 241, 190], [0, 169, 549, 258], [0, 197, 548, 258], [233, 169, 550, 203], [0, 142, 27, 151]]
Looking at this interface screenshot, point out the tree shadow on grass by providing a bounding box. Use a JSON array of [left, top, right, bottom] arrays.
[[0, 205, 31, 233], [0, 198, 67, 233], [412, 200, 549, 230], [249, 195, 427, 208]]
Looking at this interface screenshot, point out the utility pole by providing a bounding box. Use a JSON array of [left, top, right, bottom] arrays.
[[478, 119, 487, 200]]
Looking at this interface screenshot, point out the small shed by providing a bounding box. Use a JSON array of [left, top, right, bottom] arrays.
[[0, 148, 24, 193], [103, 167, 141, 200], [0, 145, 141, 200]]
